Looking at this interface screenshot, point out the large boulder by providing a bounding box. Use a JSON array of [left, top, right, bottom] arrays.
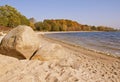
[[0, 25, 40, 59], [31, 43, 66, 61]]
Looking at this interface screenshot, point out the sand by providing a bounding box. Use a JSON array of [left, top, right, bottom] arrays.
[[0, 33, 120, 82]]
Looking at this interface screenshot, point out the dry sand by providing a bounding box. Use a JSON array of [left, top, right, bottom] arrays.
[[0, 33, 120, 82]]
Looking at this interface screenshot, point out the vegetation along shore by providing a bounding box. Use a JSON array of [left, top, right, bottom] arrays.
[[0, 5, 118, 32]]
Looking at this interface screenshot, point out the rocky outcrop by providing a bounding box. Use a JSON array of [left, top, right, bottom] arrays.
[[0, 25, 40, 59]]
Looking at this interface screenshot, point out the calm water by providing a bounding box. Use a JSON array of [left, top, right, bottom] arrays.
[[46, 32, 120, 57]]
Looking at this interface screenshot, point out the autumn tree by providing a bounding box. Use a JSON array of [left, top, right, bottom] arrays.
[[34, 19, 115, 31]]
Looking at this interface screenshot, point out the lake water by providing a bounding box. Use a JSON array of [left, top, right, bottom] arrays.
[[46, 32, 120, 57]]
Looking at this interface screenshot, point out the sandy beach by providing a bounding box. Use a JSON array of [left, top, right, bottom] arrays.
[[0, 0, 120, 81], [0, 32, 120, 82]]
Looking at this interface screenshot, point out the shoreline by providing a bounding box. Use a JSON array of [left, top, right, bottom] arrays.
[[36, 31, 104, 35], [45, 35, 120, 58], [40, 34, 119, 61]]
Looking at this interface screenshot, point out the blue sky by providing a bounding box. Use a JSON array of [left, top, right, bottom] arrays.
[[0, 0, 120, 29]]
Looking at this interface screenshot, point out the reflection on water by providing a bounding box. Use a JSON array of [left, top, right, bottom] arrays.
[[46, 32, 120, 57]]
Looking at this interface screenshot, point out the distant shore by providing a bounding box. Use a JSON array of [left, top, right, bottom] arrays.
[[36, 31, 104, 35]]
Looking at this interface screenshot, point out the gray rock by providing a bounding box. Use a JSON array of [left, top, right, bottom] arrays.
[[0, 25, 40, 59]]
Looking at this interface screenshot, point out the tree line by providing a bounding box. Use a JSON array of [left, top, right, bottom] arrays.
[[34, 19, 115, 31], [0, 5, 116, 31]]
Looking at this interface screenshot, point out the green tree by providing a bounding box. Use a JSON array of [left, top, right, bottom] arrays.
[[34, 22, 43, 31], [0, 5, 29, 28], [91, 26, 97, 31], [29, 17, 36, 29]]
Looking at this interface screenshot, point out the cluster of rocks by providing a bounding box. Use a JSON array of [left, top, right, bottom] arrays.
[[0, 25, 65, 61]]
